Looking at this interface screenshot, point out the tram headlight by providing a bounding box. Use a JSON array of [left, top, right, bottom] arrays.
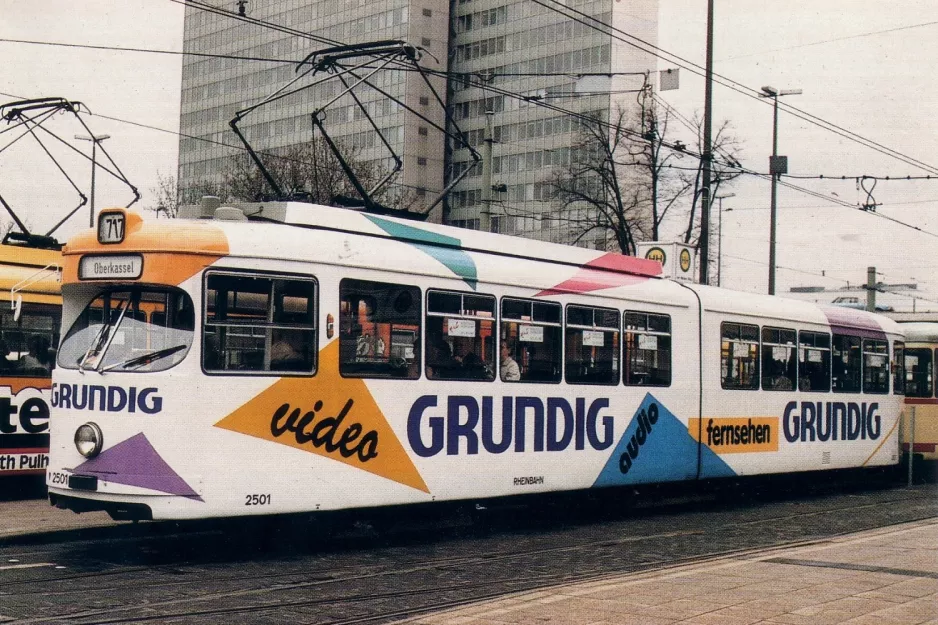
[[74, 423, 103, 458]]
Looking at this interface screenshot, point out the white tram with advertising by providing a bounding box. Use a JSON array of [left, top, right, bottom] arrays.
[[46, 203, 905, 520]]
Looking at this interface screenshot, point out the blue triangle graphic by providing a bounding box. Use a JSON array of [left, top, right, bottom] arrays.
[[593, 394, 736, 487]]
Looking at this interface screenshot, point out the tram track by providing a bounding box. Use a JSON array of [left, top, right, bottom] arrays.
[[0, 481, 934, 625], [10, 511, 936, 625]]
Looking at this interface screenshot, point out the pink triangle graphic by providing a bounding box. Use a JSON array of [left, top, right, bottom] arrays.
[[536, 253, 661, 297], [73, 433, 202, 501]]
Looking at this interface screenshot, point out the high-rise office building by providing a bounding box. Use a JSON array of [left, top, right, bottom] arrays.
[[446, 0, 658, 245], [178, 0, 658, 239], [178, 0, 451, 218]]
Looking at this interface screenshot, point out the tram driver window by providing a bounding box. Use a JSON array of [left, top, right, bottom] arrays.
[[565, 305, 619, 385], [832, 334, 862, 393], [892, 341, 905, 395], [721, 322, 759, 390], [863, 339, 889, 394], [761, 327, 796, 391], [203, 272, 317, 375], [623, 311, 671, 386], [500, 298, 562, 383], [339, 279, 420, 379], [0, 305, 59, 376], [425, 290, 495, 381], [798, 331, 831, 392], [904, 347, 932, 398]]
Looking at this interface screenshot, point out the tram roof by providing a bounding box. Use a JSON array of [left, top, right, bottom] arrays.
[[0, 242, 61, 303], [0, 241, 61, 268], [177, 201, 665, 280], [895, 321, 938, 343], [689, 282, 904, 336]]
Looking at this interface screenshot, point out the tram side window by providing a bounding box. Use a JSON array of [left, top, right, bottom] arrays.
[[892, 341, 905, 395], [721, 322, 759, 390], [339, 279, 420, 379], [904, 347, 932, 398], [863, 339, 889, 394], [500, 298, 562, 383], [565, 305, 619, 385], [0, 305, 59, 376], [425, 290, 495, 381], [204, 272, 317, 375], [798, 331, 831, 392], [623, 311, 671, 386], [831, 334, 862, 393], [761, 327, 797, 391]]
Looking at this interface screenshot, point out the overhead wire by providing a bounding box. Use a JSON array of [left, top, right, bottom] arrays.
[[9, 2, 936, 236], [649, 83, 938, 237], [721, 20, 938, 62], [7, 3, 934, 179], [531, 0, 938, 176], [0, 89, 444, 197]]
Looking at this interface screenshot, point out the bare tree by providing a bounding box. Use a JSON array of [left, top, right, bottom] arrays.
[[224, 139, 394, 207], [548, 90, 693, 254], [549, 86, 743, 258], [548, 113, 646, 255], [679, 114, 743, 249], [149, 172, 182, 219], [632, 91, 697, 241]]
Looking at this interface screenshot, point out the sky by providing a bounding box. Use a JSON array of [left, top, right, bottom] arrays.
[[1, 0, 937, 311]]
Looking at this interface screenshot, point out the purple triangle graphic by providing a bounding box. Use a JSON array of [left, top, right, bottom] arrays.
[[73, 433, 203, 501]]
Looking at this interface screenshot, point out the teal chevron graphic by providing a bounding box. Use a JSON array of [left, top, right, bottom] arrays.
[[366, 215, 478, 289], [593, 394, 736, 487]]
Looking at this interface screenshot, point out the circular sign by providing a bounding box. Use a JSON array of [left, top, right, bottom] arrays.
[[645, 247, 666, 265], [679, 248, 692, 273]]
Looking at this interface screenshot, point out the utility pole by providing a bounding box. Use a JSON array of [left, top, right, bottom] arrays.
[[866, 266, 876, 312], [75, 133, 111, 228], [480, 111, 494, 232], [716, 193, 735, 287], [698, 0, 714, 284], [759, 86, 801, 295]]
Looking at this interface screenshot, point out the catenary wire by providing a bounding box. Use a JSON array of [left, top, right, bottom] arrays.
[[531, 0, 938, 175]]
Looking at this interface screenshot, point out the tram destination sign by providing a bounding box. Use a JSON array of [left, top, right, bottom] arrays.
[[79, 254, 143, 280]]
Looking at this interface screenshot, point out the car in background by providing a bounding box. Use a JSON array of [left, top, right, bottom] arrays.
[[831, 296, 894, 312]]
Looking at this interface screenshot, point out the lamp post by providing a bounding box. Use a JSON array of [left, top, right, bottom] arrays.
[[75, 134, 111, 228], [759, 86, 800, 295], [716, 193, 735, 287]]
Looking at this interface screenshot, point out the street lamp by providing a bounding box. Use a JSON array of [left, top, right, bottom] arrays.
[[75, 134, 111, 228], [759, 86, 801, 295], [716, 193, 735, 287]]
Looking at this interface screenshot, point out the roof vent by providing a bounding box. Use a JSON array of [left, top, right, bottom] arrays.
[[200, 195, 221, 219], [214, 206, 247, 221]]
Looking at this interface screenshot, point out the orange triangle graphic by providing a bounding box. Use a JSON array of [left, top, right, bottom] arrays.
[[214, 341, 429, 493]]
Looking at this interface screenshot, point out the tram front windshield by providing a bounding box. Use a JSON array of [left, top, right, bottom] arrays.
[[58, 288, 195, 373]]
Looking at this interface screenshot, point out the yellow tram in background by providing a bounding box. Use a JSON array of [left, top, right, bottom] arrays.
[[0, 241, 61, 476], [900, 322, 938, 466]]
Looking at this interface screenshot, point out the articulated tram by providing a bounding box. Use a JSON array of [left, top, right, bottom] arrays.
[[47, 203, 905, 520], [0, 242, 61, 478], [898, 322, 938, 464]]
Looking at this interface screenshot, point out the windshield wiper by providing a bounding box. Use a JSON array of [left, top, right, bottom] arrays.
[[78, 297, 130, 373], [102, 344, 187, 372], [77, 323, 109, 374]]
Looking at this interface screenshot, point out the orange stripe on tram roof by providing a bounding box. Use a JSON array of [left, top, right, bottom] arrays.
[[62, 209, 229, 287]]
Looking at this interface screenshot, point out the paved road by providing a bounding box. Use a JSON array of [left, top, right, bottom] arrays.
[[0, 473, 935, 624]]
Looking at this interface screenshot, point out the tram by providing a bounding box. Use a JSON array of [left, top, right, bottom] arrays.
[[47, 203, 905, 520], [898, 322, 938, 464], [0, 241, 61, 477]]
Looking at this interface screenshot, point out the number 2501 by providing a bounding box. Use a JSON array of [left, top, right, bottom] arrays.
[[245, 494, 270, 506]]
